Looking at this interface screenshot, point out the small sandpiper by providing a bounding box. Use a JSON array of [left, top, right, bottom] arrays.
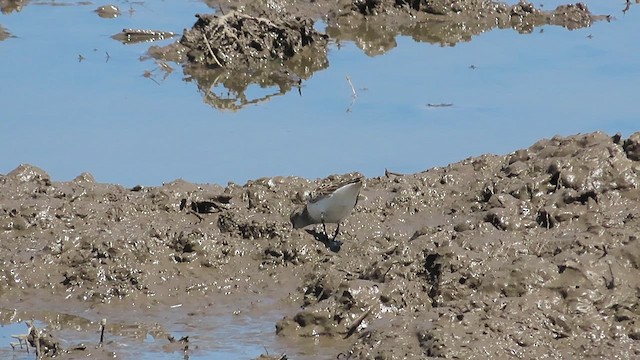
[[290, 175, 364, 244]]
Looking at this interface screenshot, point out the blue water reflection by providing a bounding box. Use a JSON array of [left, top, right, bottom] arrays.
[[0, 1, 638, 187]]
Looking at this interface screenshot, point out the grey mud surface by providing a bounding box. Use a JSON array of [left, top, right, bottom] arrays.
[[2, 131, 640, 359]]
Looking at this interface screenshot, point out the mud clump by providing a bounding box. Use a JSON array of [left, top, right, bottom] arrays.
[[148, 9, 328, 110], [328, 0, 605, 52], [180, 11, 327, 69], [0, 24, 9, 41], [1, 131, 640, 358]]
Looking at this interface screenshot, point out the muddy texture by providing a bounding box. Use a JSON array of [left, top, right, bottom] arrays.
[[111, 29, 176, 45], [180, 11, 327, 70], [0, 24, 9, 41], [2, 131, 640, 359], [147, 0, 607, 109], [0, 0, 27, 14], [326, 0, 606, 53]]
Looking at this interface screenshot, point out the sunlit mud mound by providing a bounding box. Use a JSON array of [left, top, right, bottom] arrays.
[[276, 132, 640, 359], [180, 11, 327, 69], [1, 132, 639, 359]]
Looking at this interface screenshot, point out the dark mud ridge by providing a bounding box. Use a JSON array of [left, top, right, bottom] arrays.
[[1, 131, 640, 358], [146, 0, 607, 109]]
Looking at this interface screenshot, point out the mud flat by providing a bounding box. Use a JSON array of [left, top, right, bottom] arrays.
[[1, 131, 639, 358]]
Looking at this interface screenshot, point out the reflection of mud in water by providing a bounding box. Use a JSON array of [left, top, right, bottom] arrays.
[[143, 0, 610, 110], [180, 44, 328, 111], [327, 1, 608, 52]]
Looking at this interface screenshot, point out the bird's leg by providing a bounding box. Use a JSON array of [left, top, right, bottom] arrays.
[[321, 213, 329, 240], [331, 223, 341, 242]]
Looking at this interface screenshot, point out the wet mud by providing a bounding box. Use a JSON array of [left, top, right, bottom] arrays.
[[0, 24, 9, 41], [146, 0, 608, 109], [2, 131, 640, 358]]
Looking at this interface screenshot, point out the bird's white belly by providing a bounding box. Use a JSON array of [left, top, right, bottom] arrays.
[[307, 183, 359, 223]]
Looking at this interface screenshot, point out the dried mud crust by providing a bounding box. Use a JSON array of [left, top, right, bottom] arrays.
[[147, 8, 328, 110], [1, 131, 640, 358]]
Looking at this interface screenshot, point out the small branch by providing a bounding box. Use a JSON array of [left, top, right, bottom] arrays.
[[343, 308, 371, 339], [202, 33, 223, 68], [345, 75, 357, 112], [346, 75, 357, 98], [99, 318, 107, 346], [384, 168, 404, 177]]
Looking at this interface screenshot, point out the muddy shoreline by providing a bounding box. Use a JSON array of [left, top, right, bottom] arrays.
[[1, 131, 639, 358]]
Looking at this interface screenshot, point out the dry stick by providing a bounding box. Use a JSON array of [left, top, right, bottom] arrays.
[[344, 308, 371, 339], [346, 76, 357, 99], [384, 168, 404, 177], [33, 326, 41, 360], [182, 336, 190, 360], [345, 76, 358, 112], [99, 318, 107, 346], [26, 321, 34, 355], [202, 33, 223, 68]]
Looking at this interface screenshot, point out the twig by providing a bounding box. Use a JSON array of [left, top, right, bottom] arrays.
[[346, 76, 357, 98], [33, 326, 41, 359], [202, 33, 223, 67], [99, 318, 106, 346], [384, 168, 404, 177], [343, 309, 371, 339], [345, 75, 357, 112], [181, 336, 190, 360], [605, 262, 615, 289]]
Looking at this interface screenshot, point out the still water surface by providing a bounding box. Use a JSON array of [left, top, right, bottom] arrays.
[[1, 1, 638, 187]]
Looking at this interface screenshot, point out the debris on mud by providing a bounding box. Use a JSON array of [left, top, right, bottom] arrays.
[[149, 8, 328, 110], [9, 321, 61, 357], [1, 131, 640, 358], [0, 24, 10, 41], [111, 29, 176, 45]]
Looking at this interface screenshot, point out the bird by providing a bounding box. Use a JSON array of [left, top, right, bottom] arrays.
[[290, 176, 364, 243]]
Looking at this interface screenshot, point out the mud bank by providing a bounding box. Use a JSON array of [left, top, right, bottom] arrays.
[[1, 131, 639, 358]]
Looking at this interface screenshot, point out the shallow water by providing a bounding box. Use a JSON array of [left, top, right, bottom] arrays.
[[1, 1, 638, 187], [1, 1, 640, 358], [0, 303, 290, 359]]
